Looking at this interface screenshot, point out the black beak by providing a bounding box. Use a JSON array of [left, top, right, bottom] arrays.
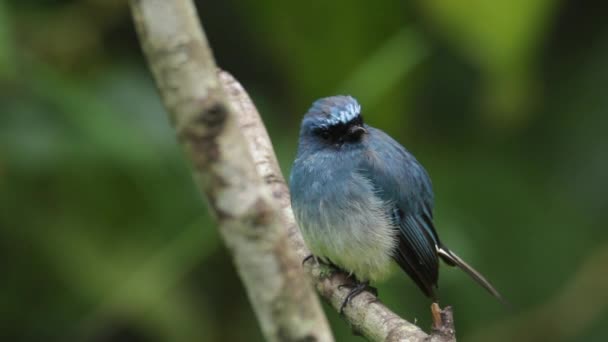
[[347, 125, 367, 140]]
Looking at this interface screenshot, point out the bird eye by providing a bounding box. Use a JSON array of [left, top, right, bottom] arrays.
[[317, 128, 330, 140]]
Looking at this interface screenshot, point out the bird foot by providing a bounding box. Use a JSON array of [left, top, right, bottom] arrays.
[[338, 281, 377, 314]]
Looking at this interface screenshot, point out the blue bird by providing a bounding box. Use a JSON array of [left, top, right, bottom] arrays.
[[289, 95, 503, 311]]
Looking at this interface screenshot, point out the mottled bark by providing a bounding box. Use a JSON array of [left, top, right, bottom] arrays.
[[129, 1, 332, 341], [129, 0, 456, 341]]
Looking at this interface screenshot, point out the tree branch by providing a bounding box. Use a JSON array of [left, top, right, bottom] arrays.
[[130, 0, 456, 341], [129, 1, 332, 341]]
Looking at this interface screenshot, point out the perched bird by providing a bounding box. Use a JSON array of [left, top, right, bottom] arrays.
[[289, 95, 503, 311]]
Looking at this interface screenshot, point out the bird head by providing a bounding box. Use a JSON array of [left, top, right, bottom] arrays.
[[299, 95, 367, 146]]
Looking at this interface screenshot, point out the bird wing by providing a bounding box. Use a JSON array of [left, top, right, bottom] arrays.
[[359, 127, 440, 298]]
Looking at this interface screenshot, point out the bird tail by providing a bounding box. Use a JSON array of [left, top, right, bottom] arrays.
[[438, 246, 508, 306]]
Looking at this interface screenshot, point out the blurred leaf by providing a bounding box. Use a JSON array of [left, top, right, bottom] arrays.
[[0, 1, 15, 78], [416, 0, 558, 127], [40, 216, 219, 341], [337, 27, 428, 108], [466, 244, 608, 342], [418, 0, 556, 70], [240, 0, 409, 103], [22, 59, 175, 166]]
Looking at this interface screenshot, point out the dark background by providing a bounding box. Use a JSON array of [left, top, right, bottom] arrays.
[[2, 0, 607, 341]]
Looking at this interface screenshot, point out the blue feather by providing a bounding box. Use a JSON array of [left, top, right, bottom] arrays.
[[290, 95, 505, 304]]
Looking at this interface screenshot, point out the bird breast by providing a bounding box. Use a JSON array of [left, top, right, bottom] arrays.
[[291, 154, 397, 282]]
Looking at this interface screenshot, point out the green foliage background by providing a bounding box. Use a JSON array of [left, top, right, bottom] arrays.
[[1, 0, 607, 341]]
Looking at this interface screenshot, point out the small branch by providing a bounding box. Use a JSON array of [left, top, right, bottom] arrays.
[[129, 1, 332, 341], [130, 0, 456, 341]]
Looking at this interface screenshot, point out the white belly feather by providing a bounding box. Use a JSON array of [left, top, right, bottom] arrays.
[[294, 173, 397, 282]]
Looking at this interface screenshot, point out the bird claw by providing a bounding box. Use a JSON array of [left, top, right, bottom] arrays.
[[339, 281, 377, 314], [302, 254, 316, 266]]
